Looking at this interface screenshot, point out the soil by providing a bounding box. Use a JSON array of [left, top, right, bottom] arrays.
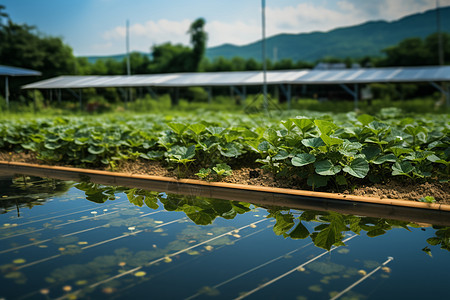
[[1, 151, 449, 205]]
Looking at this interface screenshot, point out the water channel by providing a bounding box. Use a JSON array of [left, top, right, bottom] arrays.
[[0, 175, 449, 299]]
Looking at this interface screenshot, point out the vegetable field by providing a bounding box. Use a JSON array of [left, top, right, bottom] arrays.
[[1, 109, 449, 192]]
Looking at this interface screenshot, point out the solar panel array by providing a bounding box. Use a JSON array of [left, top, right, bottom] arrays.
[[22, 66, 450, 90], [0, 65, 42, 77]]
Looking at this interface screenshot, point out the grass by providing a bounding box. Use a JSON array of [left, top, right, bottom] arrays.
[[1, 92, 449, 118]]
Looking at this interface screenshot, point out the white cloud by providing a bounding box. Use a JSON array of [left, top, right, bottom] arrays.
[[101, 19, 192, 53], [265, 3, 366, 36], [97, 0, 450, 54], [206, 20, 260, 47]]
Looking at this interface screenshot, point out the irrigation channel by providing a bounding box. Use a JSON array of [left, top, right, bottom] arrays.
[[0, 165, 449, 299]]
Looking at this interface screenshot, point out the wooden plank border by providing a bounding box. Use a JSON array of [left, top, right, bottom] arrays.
[[1, 161, 449, 226]]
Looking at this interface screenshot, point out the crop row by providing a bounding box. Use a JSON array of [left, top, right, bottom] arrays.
[[1, 112, 449, 189]]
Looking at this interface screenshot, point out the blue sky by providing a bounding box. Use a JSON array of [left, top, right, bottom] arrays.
[[2, 0, 449, 56]]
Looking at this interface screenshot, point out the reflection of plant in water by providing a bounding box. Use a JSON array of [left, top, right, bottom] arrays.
[[74, 181, 127, 203], [75, 182, 450, 253], [423, 225, 450, 256], [0, 176, 71, 215], [265, 208, 446, 252]]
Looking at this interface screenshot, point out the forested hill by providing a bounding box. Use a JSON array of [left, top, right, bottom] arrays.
[[205, 6, 450, 62]]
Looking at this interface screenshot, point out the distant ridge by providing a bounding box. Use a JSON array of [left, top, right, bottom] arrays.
[[81, 7, 450, 63], [206, 6, 450, 62], [81, 53, 151, 64]]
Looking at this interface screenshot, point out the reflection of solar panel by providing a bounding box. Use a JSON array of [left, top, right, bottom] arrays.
[[22, 66, 450, 89], [0, 65, 41, 77]]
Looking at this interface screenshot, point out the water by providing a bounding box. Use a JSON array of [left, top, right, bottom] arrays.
[[0, 176, 449, 300]]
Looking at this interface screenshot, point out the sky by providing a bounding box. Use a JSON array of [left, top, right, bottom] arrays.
[[2, 0, 450, 56]]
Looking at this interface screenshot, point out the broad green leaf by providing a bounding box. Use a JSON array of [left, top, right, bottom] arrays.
[[219, 143, 241, 158], [339, 140, 362, 156], [427, 154, 448, 165], [263, 128, 279, 145], [302, 137, 325, 148], [422, 246, 433, 257], [212, 163, 232, 176], [292, 153, 316, 167], [343, 158, 369, 178], [168, 145, 196, 162], [357, 114, 374, 126], [307, 174, 328, 189], [314, 160, 341, 176], [273, 149, 289, 160], [362, 146, 381, 161], [367, 228, 386, 237], [183, 206, 215, 225], [392, 161, 414, 176], [313, 213, 347, 250], [320, 134, 344, 147], [389, 147, 413, 157], [404, 125, 426, 137], [257, 141, 270, 152], [367, 121, 390, 134], [168, 122, 188, 135], [289, 221, 310, 239], [336, 175, 347, 185], [291, 118, 314, 132], [144, 196, 159, 209], [273, 212, 295, 236], [88, 145, 105, 155], [281, 119, 295, 131], [373, 154, 397, 164], [44, 141, 61, 150], [189, 123, 206, 135], [405, 151, 433, 162], [81, 154, 97, 163], [426, 237, 441, 246], [315, 120, 336, 135], [140, 150, 164, 160], [206, 126, 225, 136]]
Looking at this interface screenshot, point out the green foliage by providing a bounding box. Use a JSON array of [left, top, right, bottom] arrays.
[[418, 196, 436, 203], [1, 110, 448, 189]]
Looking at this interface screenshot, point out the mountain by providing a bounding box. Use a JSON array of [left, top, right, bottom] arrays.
[[206, 6, 450, 62], [81, 53, 151, 64]]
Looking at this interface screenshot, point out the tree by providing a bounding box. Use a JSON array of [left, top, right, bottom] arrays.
[[0, 20, 76, 77], [150, 42, 193, 73], [188, 18, 207, 71], [0, 5, 9, 25], [425, 32, 450, 65], [0, 9, 77, 101], [380, 37, 429, 66], [378, 33, 450, 67]]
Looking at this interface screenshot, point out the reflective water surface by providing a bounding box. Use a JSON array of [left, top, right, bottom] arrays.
[[0, 176, 449, 300]]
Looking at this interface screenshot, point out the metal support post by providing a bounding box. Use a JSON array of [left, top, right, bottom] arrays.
[[5, 76, 9, 109], [340, 84, 359, 110], [33, 90, 37, 112], [146, 87, 159, 100], [279, 84, 292, 109], [430, 81, 450, 108], [79, 90, 83, 110], [207, 87, 212, 104]]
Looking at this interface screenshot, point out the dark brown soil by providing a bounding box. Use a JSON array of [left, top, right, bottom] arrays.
[[1, 151, 449, 205]]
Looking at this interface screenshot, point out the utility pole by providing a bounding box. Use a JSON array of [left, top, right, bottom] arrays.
[[436, 0, 444, 65], [261, 0, 268, 113], [126, 19, 131, 75], [126, 19, 131, 106]]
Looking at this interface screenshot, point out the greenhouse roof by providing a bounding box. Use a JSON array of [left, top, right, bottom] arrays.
[[0, 65, 41, 77], [22, 65, 450, 89]]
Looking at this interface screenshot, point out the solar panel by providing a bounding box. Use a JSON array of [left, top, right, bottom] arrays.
[[0, 65, 41, 76], [21, 66, 450, 90]]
